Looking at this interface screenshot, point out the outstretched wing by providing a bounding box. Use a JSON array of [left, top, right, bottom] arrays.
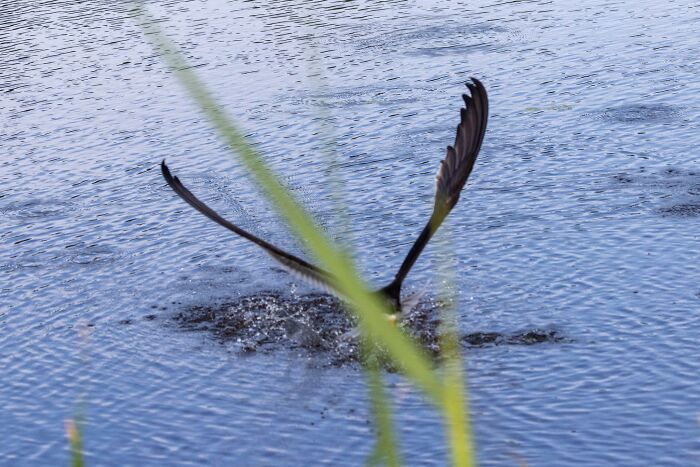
[[435, 78, 489, 212], [388, 78, 488, 292], [160, 161, 338, 295]]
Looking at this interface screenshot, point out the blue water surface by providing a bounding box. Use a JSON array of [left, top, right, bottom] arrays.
[[1, 0, 699, 465]]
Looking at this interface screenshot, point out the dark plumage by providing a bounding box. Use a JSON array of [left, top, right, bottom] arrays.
[[161, 78, 489, 314]]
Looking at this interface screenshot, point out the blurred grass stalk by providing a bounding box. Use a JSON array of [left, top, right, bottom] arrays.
[[365, 343, 401, 467], [134, 4, 474, 466], [437, 225, 475, 466], [66, 324, 92, 466], [65, 416, 84, 467], [303, 43, 398, 467]]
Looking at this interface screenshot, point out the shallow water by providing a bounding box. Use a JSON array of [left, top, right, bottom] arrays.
[[2, 0, 700, 465]]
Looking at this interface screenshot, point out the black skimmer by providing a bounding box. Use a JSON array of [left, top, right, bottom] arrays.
[[161, 78, 488, 314]]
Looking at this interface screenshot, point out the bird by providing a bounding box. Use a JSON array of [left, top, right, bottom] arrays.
[[161, 77, 488, 315]]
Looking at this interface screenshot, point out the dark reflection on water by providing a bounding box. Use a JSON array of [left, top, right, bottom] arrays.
[[2, 0, 700, 465]]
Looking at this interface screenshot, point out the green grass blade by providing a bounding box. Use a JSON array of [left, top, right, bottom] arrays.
[[65, 418, 84, 467], [441, 341, 474, 467], [364, 345, 401, 467], [436, 229, 475, 467], [134, 6, 443, 405]]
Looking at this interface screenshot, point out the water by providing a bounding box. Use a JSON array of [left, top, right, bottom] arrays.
[[2, 0, 699, 464]]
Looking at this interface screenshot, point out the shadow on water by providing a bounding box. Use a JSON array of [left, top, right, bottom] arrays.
[[612, 166, 700, 217], [165, 292, 568, 367], [596, 104, 682, 123], [658, 203, 700, 217], [0, 198, 77, 219]]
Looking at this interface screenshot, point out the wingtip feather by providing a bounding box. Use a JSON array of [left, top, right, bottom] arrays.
[[161, 159, 173, 183]]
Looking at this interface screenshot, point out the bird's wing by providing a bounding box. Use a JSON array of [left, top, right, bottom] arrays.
[[390, 78, 488, 288], [160, 161, 338, 295]]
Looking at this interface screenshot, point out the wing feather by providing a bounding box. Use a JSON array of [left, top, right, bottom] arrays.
[[435, 78, 488, 211], [160, 161, 338, 294], [387, 78, 488, 295]]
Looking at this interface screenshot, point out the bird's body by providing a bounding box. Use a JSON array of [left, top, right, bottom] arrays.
[[161, 78, 488, 314]]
